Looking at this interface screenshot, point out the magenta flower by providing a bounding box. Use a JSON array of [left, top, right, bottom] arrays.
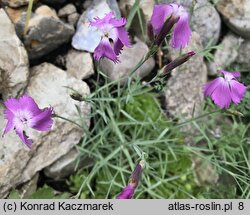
[[90, 12, 130, 63], [151, 3, 191, 49], [2, 95, 53, 148], [204, 70, 247, 109], [116, 161, 144, 199]]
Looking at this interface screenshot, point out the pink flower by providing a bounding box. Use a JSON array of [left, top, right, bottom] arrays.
[[90, 12, 130, 63], [151, 3, 191, 49], [203, 70, 247, 109], [116, 161, 144, 199], [2, 95, 53, 148]]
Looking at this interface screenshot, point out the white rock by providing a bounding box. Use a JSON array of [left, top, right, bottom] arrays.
[[216, 0, 250, 39], [58, 4, 77, 18], [165, 32, 207, 118], [66, 49, 94, 80], [99, 38, 155, 84], [72, 0, 120, 52], [0, 9, 29, 99], [207, 33, 243, 76], [0, 63, 90, 198]]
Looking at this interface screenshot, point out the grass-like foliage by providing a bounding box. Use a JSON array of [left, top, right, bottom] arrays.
[[67, 69, 250, 199]]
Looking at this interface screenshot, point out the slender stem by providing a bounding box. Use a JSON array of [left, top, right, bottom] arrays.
[[24, 0, 34, 36], [175, 110, 221, 128], [53, 114, 82, 128]]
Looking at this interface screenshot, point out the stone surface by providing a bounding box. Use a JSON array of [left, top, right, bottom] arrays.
[[68, 13, 80, 26], [216, 0, 250, 39], [44, 148, 94, 179], [207, 33, 243, 76], [72, 0, 121, 52], [191, 1, 221, 46], [0, 9, 29, 99], [58, 4, 76, 18], [17, 5, 74, 60], [66, 49, 94, 80], [99, 38, 155, 84], [2, 0, 31, 8], [19, 173, 39, 199], [236, 39, 250, 69], [165, 32, 207, 118], [0, 63, 90, 198], [159, 0, 221, 46], [119, 0, 154, 40]]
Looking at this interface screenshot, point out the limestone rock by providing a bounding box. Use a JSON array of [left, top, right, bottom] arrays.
[[2, 0, 32, 8], [0, 63, 90, 198], [191, 1, 221, 46], [236, 39, 250, 69], [66, 49, 94, 80], [119, 0, 154, 40], [0, 9, 29, 99], [99, 38, 155, 84], [72, 0, 121, 52], [216, 0, 250, 39], [68, 13, 80, 26], [17, 5, 74, 60], [207, 33, 243, 76], [165, 32, 207, 118], [58, 4, 77, 18], [44, 148, 94, 179]]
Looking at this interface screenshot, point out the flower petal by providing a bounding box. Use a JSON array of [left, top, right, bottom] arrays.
[[29, 107, 53, 131], [230, 80, 247, 105], [109, 17, 127, 27], [211, 81, 232, 109], [113, 39, 124, 55], [4, 98, 21, 114], [116, 185, 135, 199], [2, 109, 14, 137], [19, 95, 43, 116], [117, 27, 131, 47], [151, 4, 173, 34], [203, 77, 224, 97], [15, 128, 33, 148], [93, 37, 118, 63], [171, 13, 191, 49], [90, 12, 114, 27]]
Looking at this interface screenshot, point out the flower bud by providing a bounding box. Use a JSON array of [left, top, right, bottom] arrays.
[[154, 15, 179, 46], [162, 51, 195, 76], [116, 161, 145, 199]]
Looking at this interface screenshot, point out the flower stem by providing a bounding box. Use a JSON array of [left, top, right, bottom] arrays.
[[52, 113, 82, 128], [23, 0, 34, 36]]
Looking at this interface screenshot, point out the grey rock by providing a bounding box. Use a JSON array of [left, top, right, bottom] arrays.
[[216, 0, 250, 39], [68, 13, 80, 26], [44, 148, 94, 179], [22, 5, 74, 60], [19, 173, 39, 199], [191, 1, 221, 46], [72, 0, 121, 52], [165, 32, 207, 118], [0, 63, 90, 198], [119, 0, 154, 40], [236, 39, 250, 69], [2, 0, 30, 8], [0, 9, 29, 99], [66, 49, 94, 80], [207, 33, 243, 76], [99, 38, 155, 84], [58, 4, 77, 18]]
